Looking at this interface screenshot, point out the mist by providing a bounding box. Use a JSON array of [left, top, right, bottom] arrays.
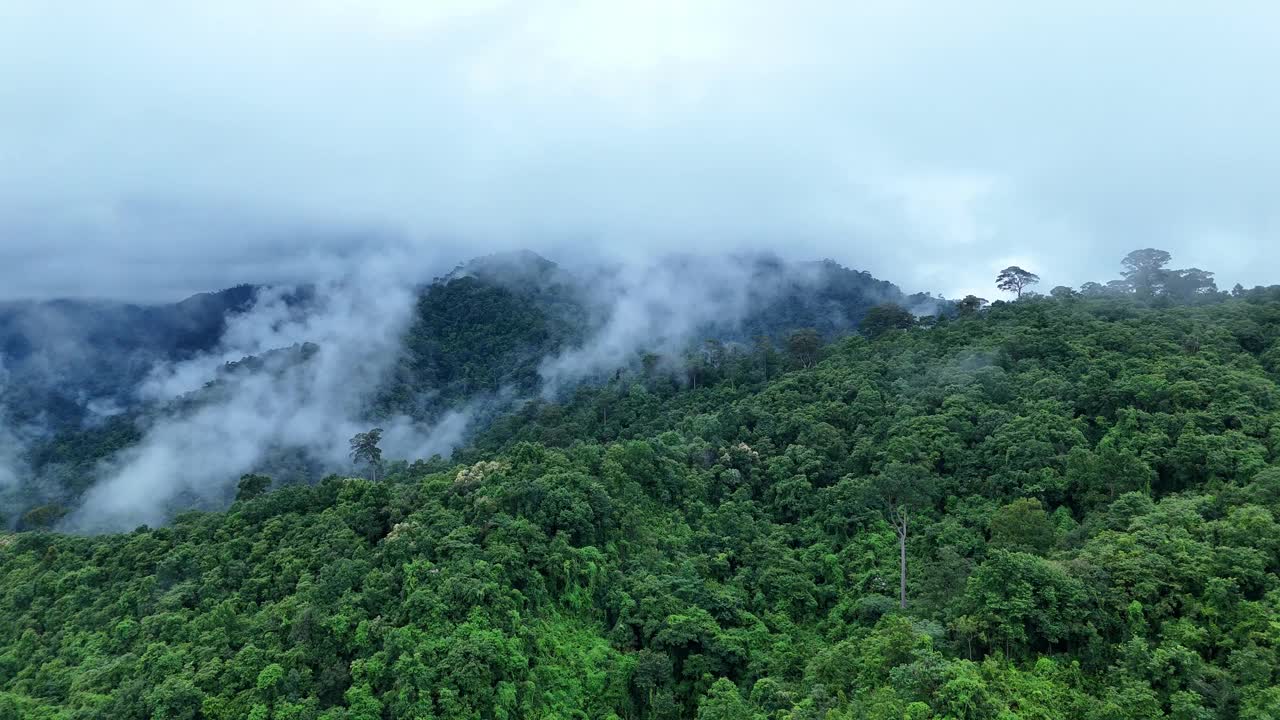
[[40, 244, 916, 530], [0, 415, 23, 495], [61, 248, 471, 531], [539, 254, 906, 393], [540, 258, 754, 393], [2, 1, 1278, 529], [0, 360, 33, 508]]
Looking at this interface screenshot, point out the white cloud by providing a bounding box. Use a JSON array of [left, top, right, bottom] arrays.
[[62, 245, 471, 531], [0, 0, 1276, 302]]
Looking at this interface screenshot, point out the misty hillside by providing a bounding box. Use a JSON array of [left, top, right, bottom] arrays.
[[0, 251, 920, 530], [0, 286, 262, 430], [3, 274, 1279, 719], [377, 252, 927, 422], [5, 3, 1277, 718]]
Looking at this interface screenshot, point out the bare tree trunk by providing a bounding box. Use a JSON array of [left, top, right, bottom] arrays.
[[897, 511, 908, 609]]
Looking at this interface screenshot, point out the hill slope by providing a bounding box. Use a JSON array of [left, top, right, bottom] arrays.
[[2, 291, 1279, 718], [0, 286, 262, 430], [2, 252, 918, 529]]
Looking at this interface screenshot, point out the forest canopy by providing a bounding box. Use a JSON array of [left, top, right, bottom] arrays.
[[2, 250, 1280, 719]]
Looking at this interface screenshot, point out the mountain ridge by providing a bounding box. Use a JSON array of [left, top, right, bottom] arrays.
[[1, 251, 922, 529]]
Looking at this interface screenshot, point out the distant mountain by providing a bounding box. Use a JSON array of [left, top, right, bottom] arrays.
[[0, 285, 261, 431], [1, 251, 930, 527], [702, 253, 936, 341], [375, 250, 932, 419]]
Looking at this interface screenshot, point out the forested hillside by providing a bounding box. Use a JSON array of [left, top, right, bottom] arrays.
[[2, 253, 914, 529], [3, 279, 1279, 718]]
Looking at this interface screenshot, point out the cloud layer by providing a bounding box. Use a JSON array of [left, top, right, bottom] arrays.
[[62, 247, 470, 531], [1, 1, 1276, 301]]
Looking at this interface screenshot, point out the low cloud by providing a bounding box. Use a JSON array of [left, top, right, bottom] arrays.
[[62, 247, 473, 531], [540, 257, 753, 393], [2, 2, 1276, 303], [0, 422, 23, 494], [540, 254, 905, 393], [0, 360, 32, 508]]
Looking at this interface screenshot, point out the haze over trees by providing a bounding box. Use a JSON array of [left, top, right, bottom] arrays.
[[0, 253, 919, 529], [1, 247, 1279, 718], [1122, 248, 1174, 295], [1105, 248, 1218, 299], [858, 303, 915, 338]]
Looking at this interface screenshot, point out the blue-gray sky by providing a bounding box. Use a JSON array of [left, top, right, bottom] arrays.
[[1, 0, 1277, 301]]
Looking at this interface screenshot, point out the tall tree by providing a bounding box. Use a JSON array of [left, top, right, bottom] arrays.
[[1120, 248, 1172, 296], [862, 463, 937, 609], [349, 428, 384, 481], [753, 335, 780, 382], [996, 266, 1040, 298]]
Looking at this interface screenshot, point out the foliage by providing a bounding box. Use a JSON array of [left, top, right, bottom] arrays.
[[6, 249, 1280, 717], [3, 254, 914, 527], [859, 304, 915, 338], [349, 430, 384, 482], [3, 287, 1280, 718], [996, 266, 1040, 298]]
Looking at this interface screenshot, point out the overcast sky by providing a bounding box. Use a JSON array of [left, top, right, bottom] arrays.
[[1, 1, 1277, 302]]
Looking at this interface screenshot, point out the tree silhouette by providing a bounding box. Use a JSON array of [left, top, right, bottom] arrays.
[[996, 266, 1040, 298], [1120, 248, 1171, 296]]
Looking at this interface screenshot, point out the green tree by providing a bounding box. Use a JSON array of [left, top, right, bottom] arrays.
[[860, 303, 915, 338], [988, 498, 1055, 555], [996, 266, 1040, 298], [696, 678, 755, 720], [786, 328, 823, 368], [863, 463, 937, 608], [956, 295, 988, 316], [349, 428, 384, 481], [964, 551, 1089, 656], [235, 473, 272, 501], [1164, 268, 1216, 300], [1121, 248, 1172, 296], [753, 335, 781, 382]]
